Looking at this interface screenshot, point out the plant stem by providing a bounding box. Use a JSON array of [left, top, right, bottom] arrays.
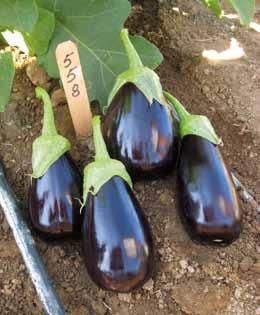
[[36, 87, 57, 137], [120, 28, 143, 70], [92, 116, 110, 161], [163, 91, 190, 121]]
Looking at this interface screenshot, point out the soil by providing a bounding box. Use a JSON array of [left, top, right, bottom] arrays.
[[0, 1, 259, 314]]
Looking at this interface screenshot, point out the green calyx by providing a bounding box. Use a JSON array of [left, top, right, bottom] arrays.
[[32, 87, 70, 178], [105, 28, 167, 113], [82, 116, 132, 206], [164, 91, 222, 145]]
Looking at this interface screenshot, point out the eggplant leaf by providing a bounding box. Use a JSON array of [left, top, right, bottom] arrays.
[[229, 0, 255, 26], [0, 33, 7, 45], [0, 0, 38, 32], [23, 8, 55, 56], [37, 0, 163, 108], [202, 0, 222, 17], [0, 52, 15, 112]]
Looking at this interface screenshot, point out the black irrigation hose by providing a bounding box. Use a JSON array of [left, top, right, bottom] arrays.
[[0, 163, 65, 315]]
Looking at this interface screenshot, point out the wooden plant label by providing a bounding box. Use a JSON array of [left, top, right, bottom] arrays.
[[56, 40, 92, 138]]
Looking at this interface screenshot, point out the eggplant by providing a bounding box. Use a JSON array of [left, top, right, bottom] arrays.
[[103, 83, 179, 179], [29, 153, 82, 238], [28, 87, 82, 238], [82, 116, 153, 292], [164, 92, 241, 244], [102, 29, 179, 179], [178, 135, 241, 244]]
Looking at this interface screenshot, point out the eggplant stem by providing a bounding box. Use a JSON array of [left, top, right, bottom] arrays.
[[36, 87, 58, 137], [120, 28, 143, 70], [163, 91, 190, 121], [92, 116, 110, 161]]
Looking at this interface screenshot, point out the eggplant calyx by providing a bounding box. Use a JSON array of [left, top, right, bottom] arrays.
[[82, 116, 132, 206], [104, 29, 167, 113], [32, 87, 70, 178], [164, 91, 222, 145]]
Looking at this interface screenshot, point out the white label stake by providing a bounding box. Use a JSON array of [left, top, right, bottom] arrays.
[[56, 40, 92, 138]]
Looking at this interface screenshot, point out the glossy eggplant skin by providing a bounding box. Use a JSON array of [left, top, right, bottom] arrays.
[[82, 176, 153, 293], [28, 153, 82, 239], [178, 135, 241, 244], [102, 83, 180, 180]]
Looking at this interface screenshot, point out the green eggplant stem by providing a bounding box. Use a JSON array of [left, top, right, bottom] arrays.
[[120, 28, 143, 70], [36, 87, 58, 137], [92, 116, 110, 161], [163, 91, 190, 121]]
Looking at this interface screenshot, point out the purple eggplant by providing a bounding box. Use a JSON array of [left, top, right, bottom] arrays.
[[28, 87, 82, 238], [178, 135, 241, 244], [103, 83, 179, 179], [164, 92, 241, 244], [82, 116, 153, 292], [29, 153, 82, 238], [102, 29, 179, 179]]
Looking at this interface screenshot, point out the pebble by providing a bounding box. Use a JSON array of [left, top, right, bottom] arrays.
[[235, 288, 242, 299], [143, 279, 154, 292], [118, 293, 132, 303], [188, 266, 195, 273], [239, 257, 254, 272], [179, 259, 188, 269]]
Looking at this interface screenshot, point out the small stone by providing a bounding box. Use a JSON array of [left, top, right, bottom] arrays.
[[159, 192, 172, 205], [256, 307, 260, 315], [66, 286, 74, 293], [143, 279, 154, 292], [92, 302, 107, 314], [135, 293, 141, 300], [71, 305, 89, 315], [188, 266, 195, 273], [158, 304, 164, 310], [118, 293, 132, 303], [252, 261, 260, 273], [234, 288, 242, 299], [202, 86, 210, 94], [239, 257, 254, 272], [179, 259, 188, 269]]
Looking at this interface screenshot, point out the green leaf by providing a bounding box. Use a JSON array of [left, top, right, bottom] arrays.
[[82, 116, 132, 206], [32, 87, 70, 178], [0, 51, 15, 112], [229, 0, 255, 26], [37, 0, 163, 108], [164, 91, 222, 145], [0, 0, 38, 32], [0, 33, 7, 45], [23, 8, 55, 56], [202, 0, 222, 17]]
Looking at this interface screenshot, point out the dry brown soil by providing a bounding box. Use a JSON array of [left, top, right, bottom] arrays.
[[0, 1, 259, 314]]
